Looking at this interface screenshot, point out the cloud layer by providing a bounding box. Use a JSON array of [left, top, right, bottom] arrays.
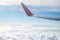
[[0, 0, 60, 6], [0, 23, 60, 40]]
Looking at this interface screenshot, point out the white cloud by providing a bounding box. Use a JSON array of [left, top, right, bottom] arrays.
[[0, 22, 60, 40], [0, 2, 8, 5], [0, 0, 60, 6]]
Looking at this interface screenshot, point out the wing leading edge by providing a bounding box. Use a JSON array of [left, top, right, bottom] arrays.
[[21, 3, 60, 21]]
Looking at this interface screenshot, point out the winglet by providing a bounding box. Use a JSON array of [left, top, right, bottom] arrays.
[[21, 3, 33, 16]]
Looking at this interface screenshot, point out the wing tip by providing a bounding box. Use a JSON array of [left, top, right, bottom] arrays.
[[21, 2, 33, 16]]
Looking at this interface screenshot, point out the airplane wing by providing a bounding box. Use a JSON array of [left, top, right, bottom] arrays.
[[21, 3, 60, 21]]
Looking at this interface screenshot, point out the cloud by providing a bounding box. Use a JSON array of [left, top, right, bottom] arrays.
[[0, 22, 60, 40], [0, 0, 60, 6], [22, 0, 60, 6], [0, 0, 20, 5], [0, 2, 8, 5]]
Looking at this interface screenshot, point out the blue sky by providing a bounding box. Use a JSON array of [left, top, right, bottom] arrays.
[[0, 0, 60, 28], [0, 5, 60, 26]]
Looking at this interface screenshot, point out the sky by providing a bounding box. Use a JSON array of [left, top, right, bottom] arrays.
[[0, 0, 60, 26], [0, 0, 60, 40], [0, 0, 60, 27]]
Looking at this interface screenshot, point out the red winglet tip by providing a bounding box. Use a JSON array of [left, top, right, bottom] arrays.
[[21, 3, 33, 16]]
